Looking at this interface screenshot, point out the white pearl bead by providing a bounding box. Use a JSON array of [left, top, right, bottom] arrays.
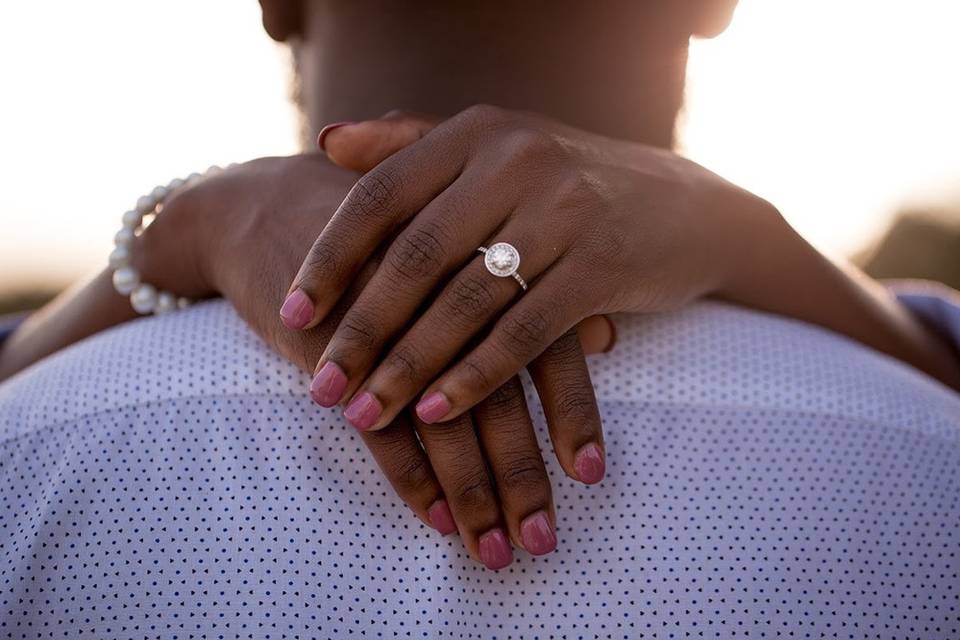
[[177, 297, 191, 310], [130, 283, 158, 314], [150, 185, 169, 201], [112, 266, 140, 295], [108, 245, 131, 269], [114, 227, 135, 247], [185, 172, 203, 184], [167, 177, 185, 191], [136, 195, 156, 215], [155, 291, 177, 314], [121, 209, 142, 229]]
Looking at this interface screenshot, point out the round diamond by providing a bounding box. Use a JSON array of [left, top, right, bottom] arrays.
[[484, 242, 520, 277]]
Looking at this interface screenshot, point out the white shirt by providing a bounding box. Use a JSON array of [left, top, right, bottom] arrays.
[[2, 290, 959, 639]]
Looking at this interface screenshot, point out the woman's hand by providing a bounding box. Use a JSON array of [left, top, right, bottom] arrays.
[[118, 154, 606, 569], [285, 105, 765, 432]]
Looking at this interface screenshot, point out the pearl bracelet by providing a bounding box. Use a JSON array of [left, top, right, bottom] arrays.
[[109, 167, 221, 315]]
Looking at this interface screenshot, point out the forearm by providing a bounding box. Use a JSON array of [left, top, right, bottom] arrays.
[[0, 270, 136, 382], [719, 202, 960, 391]]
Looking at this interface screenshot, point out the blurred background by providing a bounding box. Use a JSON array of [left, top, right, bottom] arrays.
[[1, 0, 958, 313]]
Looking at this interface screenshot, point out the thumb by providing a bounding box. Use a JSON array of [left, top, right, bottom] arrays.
[[318, 111, 442, 172]]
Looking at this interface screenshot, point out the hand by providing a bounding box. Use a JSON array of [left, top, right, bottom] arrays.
[[128, 153, 606, 568], [285, 105, 765, 433]]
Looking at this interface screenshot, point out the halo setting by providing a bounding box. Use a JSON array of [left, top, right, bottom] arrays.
[[483, 242, 521, 277]]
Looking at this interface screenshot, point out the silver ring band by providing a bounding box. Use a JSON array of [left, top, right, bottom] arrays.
[[478, 243, 528, 291]]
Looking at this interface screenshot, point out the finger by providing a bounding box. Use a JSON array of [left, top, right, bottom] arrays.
[[281, 112, 481, 331], [472, 376, 557, 556], [359, 413, 457, 535], [414, 410, 514, 570], [416, 262, 590, 424], [320, 112, 443, 173], [310, 166, 518, 415], [576, 314, 616, 355], [527, 329, 606, 484], [336, 224, 562, 432]]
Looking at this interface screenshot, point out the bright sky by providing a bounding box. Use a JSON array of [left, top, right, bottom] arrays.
[[1, 1, 958, 295]]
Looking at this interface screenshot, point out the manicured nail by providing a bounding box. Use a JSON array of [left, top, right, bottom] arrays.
[[478, 528, 513, 570], [343, 391, 381, 431], [574, 443, 606, 485], [316, 121, 355, 151], [520, 511, 557, 556], [279, 288, 313, 330], [428, 499, 457, 536], [415, 392, 451, 424], [310, 361, 348, 407]]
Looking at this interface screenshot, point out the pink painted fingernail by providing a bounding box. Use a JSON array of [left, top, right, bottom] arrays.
[[520, 511, 557, 556], [343, 391, 381, 431], [428, 499, 457, 536], [279, 288, 314, 330], [415, 392, 451, 424], [574, 442, 606, 485], [310, 361, 348, 407], [478, 528, 513, 570], [317, 121, 355, 151]]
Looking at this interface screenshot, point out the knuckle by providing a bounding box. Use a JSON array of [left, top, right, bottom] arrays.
[[385, 222, 447, 281], [443, 273, 497, 326], [479, 380, 525, 419], [554, 168, 612, 220], [303, 236, 345, 283], [389, 452, 435, 497], [555, 387, 599, 425], [499, 307, 551, 358], [539, 329, 582, 363], [450, 471, 497, 513], [458, 357, 492, 394], [502, 127, 565, 162], [496, 457, 548, 496], [365, 429, 435, 499], [460, 103, 505, 127], [381, 343, 423, 385], [335, 312, 379, 351], [341, 168, 402, 222]]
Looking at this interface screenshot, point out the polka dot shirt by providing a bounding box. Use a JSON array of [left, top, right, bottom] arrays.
[[1, 289, 959, 639]]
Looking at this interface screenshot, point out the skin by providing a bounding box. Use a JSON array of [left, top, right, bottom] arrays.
[[288, 108, 960, 436], [3, 0, 959, 569], [0, 155, 608, 570]]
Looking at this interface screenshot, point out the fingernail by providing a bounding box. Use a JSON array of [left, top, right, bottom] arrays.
[[478, 528, 513, 570], [520, 511, 557, 556], [428, 499, 457, 536], [317, 121, 355, 151], [574, 443, 606, 485], [310, 361, 348, 407], [415, 392, 451, 424], [279, 288, 313, 330], [343, 391, 381, 431]]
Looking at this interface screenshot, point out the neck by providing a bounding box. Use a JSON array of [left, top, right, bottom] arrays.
[[296, 0, 691, 149]]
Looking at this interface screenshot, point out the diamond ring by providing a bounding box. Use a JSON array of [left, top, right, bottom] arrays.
[[478, 242, 528, 291]]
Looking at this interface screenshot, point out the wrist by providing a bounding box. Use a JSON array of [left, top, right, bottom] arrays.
[[712, 191, 797, 305]]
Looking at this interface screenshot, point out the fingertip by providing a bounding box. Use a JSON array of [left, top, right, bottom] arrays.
[[280, 288, 314, 330], [343, 391, 383, 431], [520, 510, 557, 556], [415, 391, 452, 424], [310, 361, 348, 407], [573, 442, 606, 485], [316, 121, 355, 152], [428, 499, 457, 536]]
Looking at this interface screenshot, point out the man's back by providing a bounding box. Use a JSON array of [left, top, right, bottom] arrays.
[[2, 300, 958, 639]]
